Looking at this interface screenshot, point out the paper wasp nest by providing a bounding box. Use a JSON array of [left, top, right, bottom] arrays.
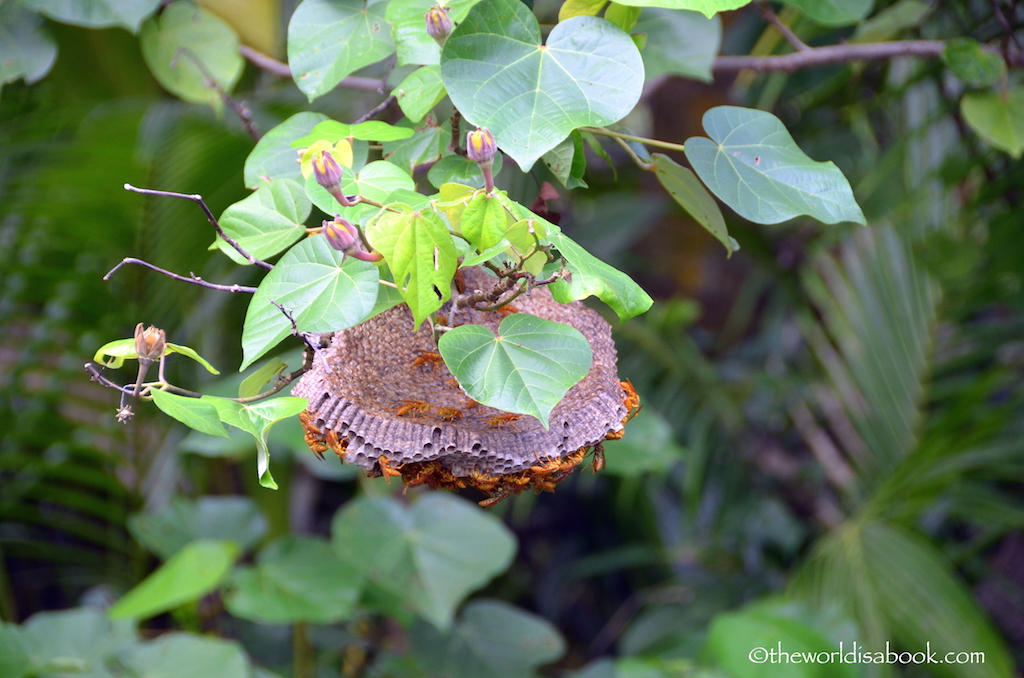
[[292, 269, 639, 506]]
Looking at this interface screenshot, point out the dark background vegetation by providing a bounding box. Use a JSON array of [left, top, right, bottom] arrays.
[[2, 1, 1024, 677]]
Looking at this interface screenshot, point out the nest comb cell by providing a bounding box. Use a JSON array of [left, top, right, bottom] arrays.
[[292, 268, 640, 507]]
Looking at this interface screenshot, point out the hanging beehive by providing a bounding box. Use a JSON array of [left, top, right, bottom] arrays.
[[292, 268, 639, 506]]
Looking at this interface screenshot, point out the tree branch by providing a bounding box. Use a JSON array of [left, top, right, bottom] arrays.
[[104, 258, 257, 293], [758, 1, 810, 52], [239, 44, 386, 92], [123, 184, 273, 270], [713, 39, 1016, 73]]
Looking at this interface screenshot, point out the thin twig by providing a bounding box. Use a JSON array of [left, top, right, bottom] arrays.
[[85, 362, 136, 396], [712, 39, 1013, 73], [758, 1, 810, 52], [354, 94, 397, 124], [123, 184, 273, 270], [104, 258, 257, 293], [176, 47, 260, 140], [238, 44, 386, 91]]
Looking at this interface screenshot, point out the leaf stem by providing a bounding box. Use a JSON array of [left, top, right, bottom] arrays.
[[610, 136, 653, 171], [579, 127, 686, 154]]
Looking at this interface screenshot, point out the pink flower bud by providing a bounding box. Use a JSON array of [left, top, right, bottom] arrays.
[[323, 218, 359, 252], [466, 127, 496, 168], [425, 6, 452, 46], [312, 150, 344, 193]]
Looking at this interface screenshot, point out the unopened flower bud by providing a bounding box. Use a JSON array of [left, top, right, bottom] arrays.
[[466, 127, 496, 168], [425, 6, 452, 46], [324, 217, 359, 253], [312, 150, 343, 193], [134, 323, 166, 363]]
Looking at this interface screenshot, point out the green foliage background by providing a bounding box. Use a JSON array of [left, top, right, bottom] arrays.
[[2, 0, 1024, 677]]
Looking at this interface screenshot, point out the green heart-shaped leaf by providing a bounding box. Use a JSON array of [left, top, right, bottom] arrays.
[[241, 236, 380, 370], [225, 536, 361, 624], [244, 112, 328, 188], [459, 192, 514, 251], [331, 494, 517, 630], [961, 87, 1024, 159], [208, 396, 310, 489], [0, 4, 57, 89], [684, 106, 866, 225], [119, 634, 250, 678], [440, 0, 644, 170], [287, 0, 395, 102], [438, 314, 593, 428], [364, 207, 459, 329], [19, 0, 160, 31], [213, 178, 311, 264], [634, 8, 720, 82], [128, 496, 268, 560], [139, 2, 243, 113], [305, 160, 415, 220]]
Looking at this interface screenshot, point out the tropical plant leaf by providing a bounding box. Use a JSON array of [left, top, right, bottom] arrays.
[[792, 520, 1014, 678], [386, 0, 484, 66], [394, 66, 447, 123], [382, 123, 448, 173], [651, 153, 736, 254], [139, 2, 243, 113], [287, 0, 395, 101], [364, 206, 458, 329], [304, 160, 415, 221], [225, 536, 362, 624], [943, 38, 1006, 87], [0, 623, 29, 678], [128, 496, 268, 560], [438, 314, 593, 428], [458, 191, 515, 251], [19, 608, 137, 678], [213, 178, 311, 264], [331, 494, 517, 629], [546, 230, 654, 322], [244, 112, 329, 188], [241, 236, 380, 370], [108, 540, 239, 620], [238, 359, 288, 398], [427, 153, 503, 189], [150, 390, 229, 438], [960, 87, 1024, 159], [0, 3, 57, 90], [291, 119, 416, 146], [606, 0, 751, 17], [633, 8, 720, 82], [208, 396, 310, 489], [542, 131, 588, 189], [410, 600, 566, 678], [440, 0, 644, 170], [685, 106, 866, 225], [119, 633, 251, 678], [17, 0, 161, 32]]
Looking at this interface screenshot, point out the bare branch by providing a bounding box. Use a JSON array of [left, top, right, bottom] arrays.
[[123, 184, 273, 271], [239, 44, 386, 92], [105, 258, 257, 293], [712, 39, 997, 73], [85, 362, 137, 396]]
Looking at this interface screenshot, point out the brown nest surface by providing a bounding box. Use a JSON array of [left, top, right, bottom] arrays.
[[292, 269, 639, 506]]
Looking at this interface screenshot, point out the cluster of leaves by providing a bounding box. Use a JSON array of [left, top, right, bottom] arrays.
[[74, 0, 868, 492]]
